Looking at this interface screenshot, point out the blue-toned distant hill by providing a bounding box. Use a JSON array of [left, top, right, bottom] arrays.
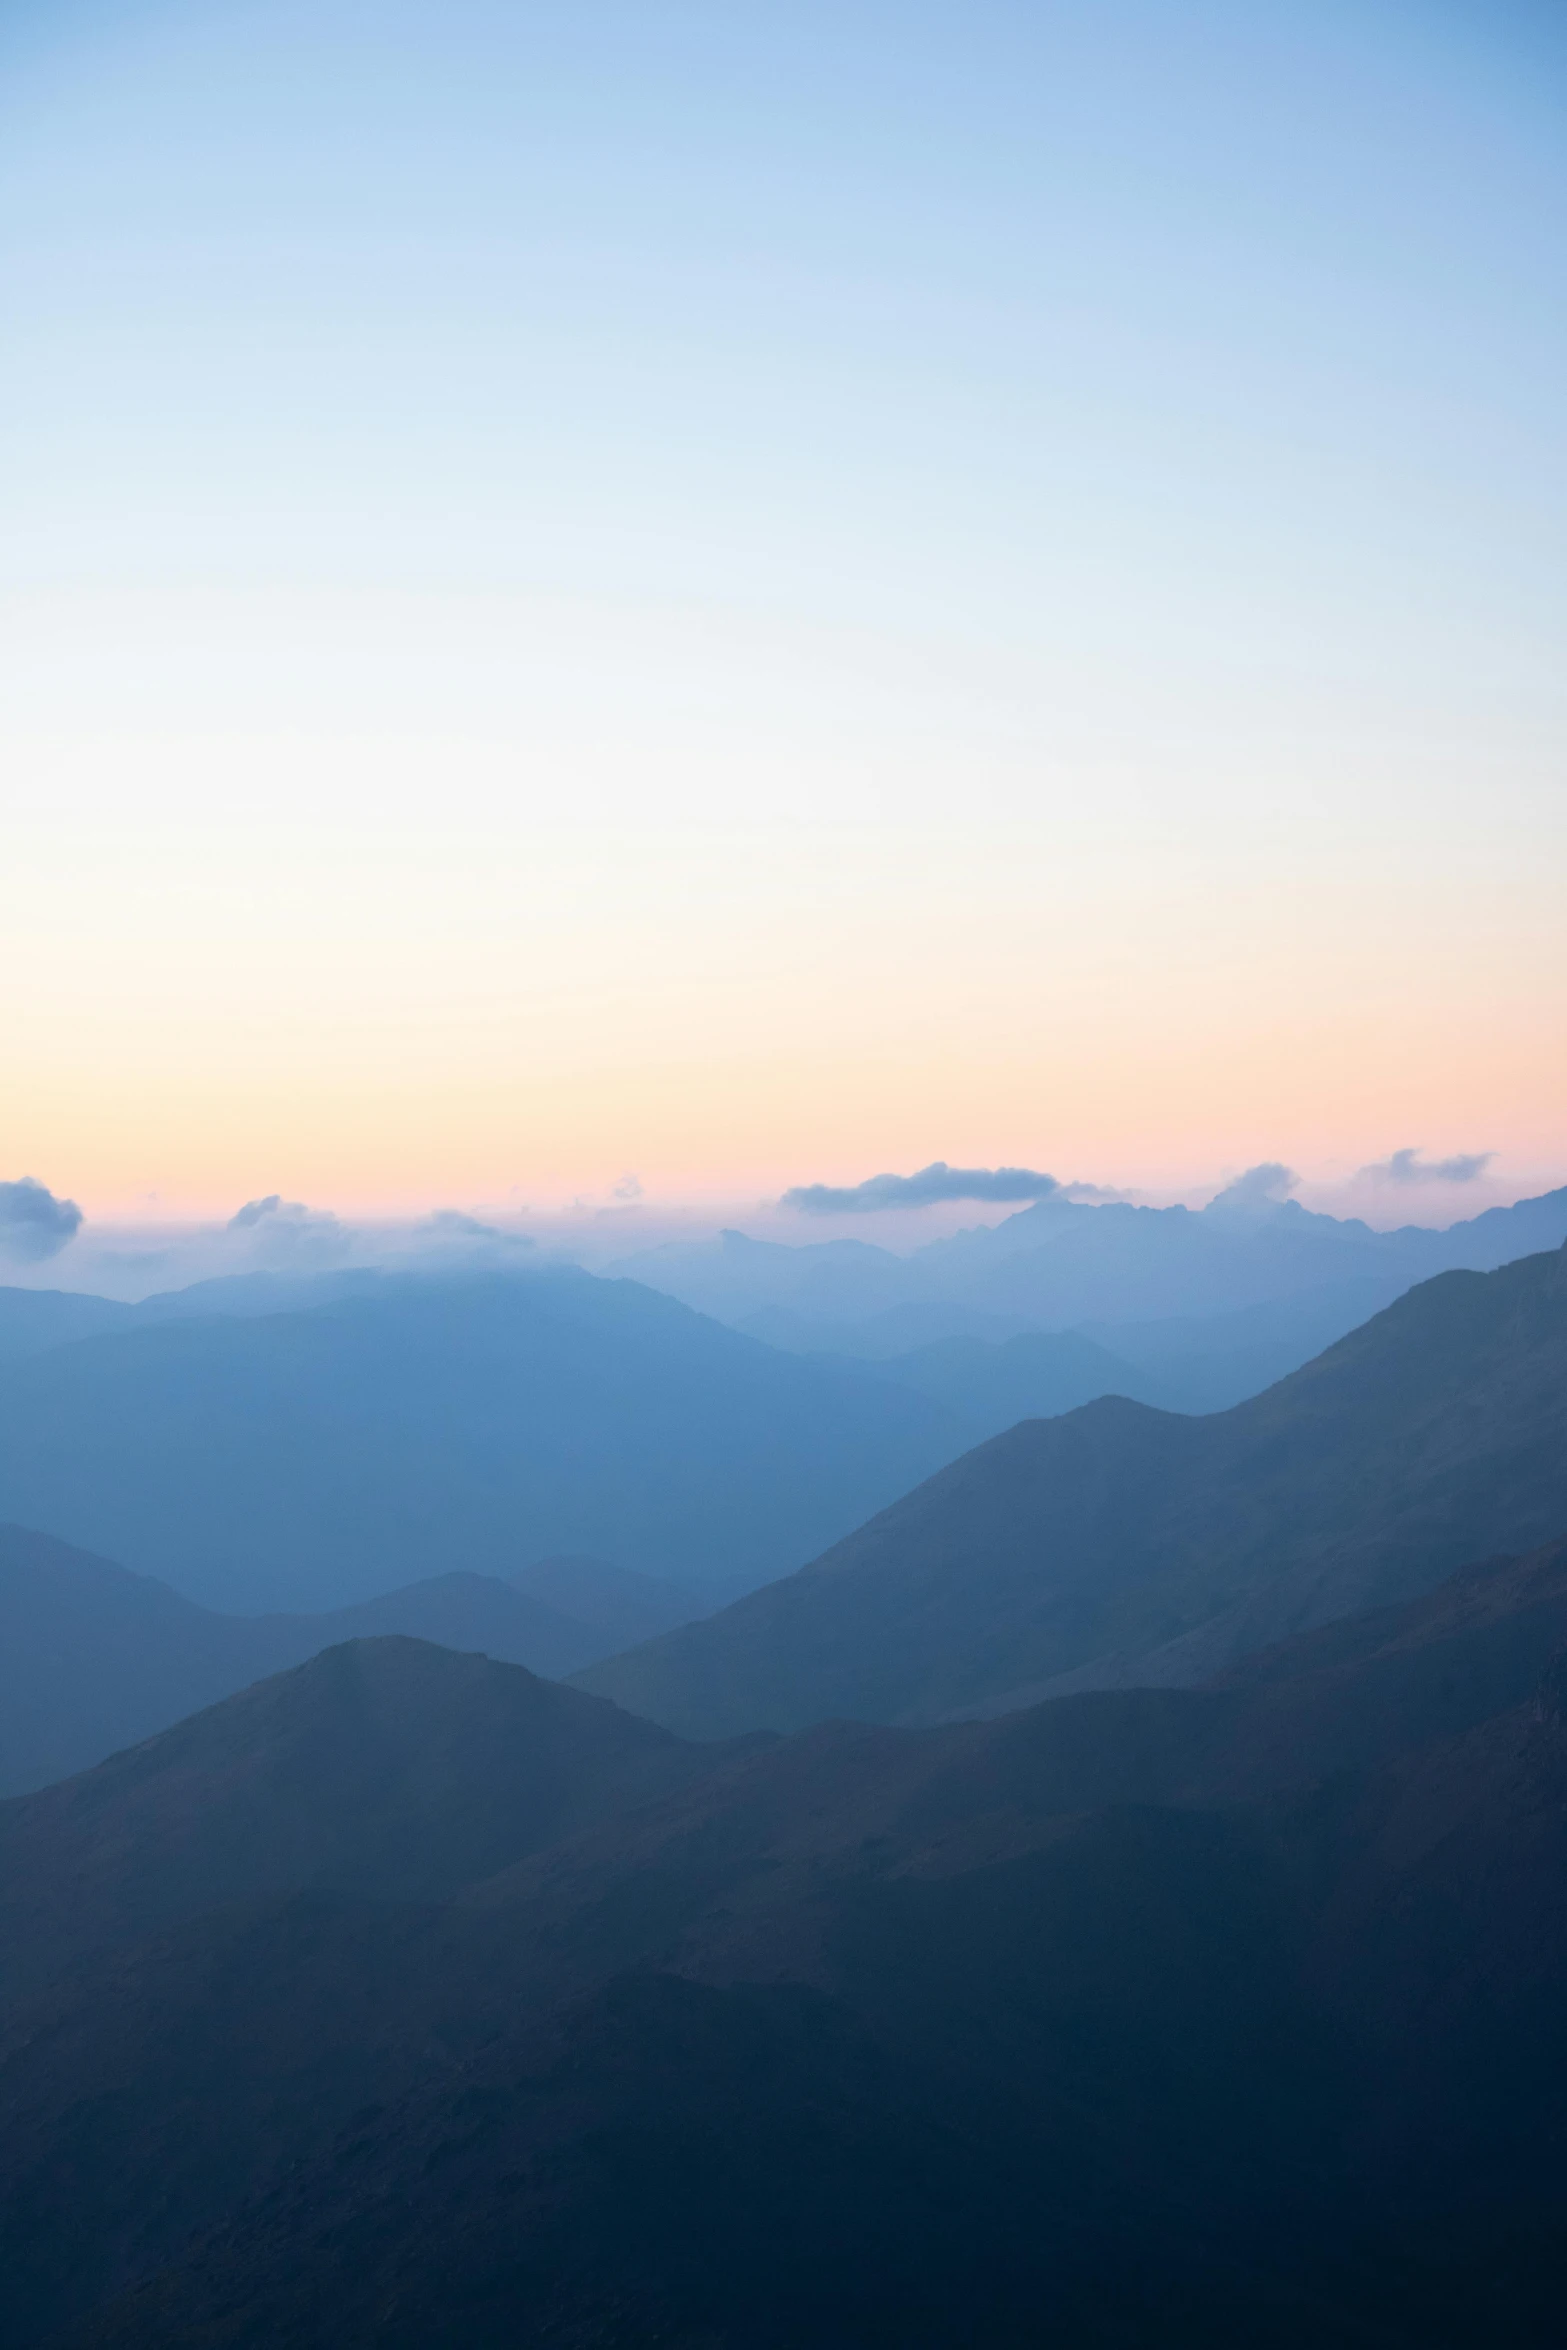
[[0, 1270, 965, 1612], [0, 1522, 707, 1795], [849, 1287, 1413, 1430], [611, 1181, 1567, 1332], [0, 1285, 136, 1361]]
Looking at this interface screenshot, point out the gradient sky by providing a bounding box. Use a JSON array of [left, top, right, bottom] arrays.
[[2, 0, 1564, 1221]]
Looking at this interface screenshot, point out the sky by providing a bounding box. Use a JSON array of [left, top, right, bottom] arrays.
[[2, 0, 1564, 1231]]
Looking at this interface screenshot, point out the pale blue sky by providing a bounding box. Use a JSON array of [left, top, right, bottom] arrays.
[[1, 1, 1563, 1214]]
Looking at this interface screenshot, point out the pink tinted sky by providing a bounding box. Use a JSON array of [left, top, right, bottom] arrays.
[[3, 3, 1563, 1226]]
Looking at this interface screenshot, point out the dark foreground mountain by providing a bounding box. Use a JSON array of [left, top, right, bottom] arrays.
[[5, 1543, 1567, 2346], [579, 1243, 1567, 1733], [0, 1636, 732, 2007], [0, 1269, 964, 1609], [0, 1526, 706, 1796]]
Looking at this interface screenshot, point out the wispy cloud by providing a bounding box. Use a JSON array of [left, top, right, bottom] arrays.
[[0, 1175, 83, 1262], [415, 1209, 501, 1239], [782, 1162, 1059, 1215], [1358, 1147, 1494, 1186], [411, 1210, 535, 1258]]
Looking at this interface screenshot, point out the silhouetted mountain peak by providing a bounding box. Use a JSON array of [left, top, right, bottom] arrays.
[[0, 1524, 717, 1795], [60, 1632, 680, 1815], [0, 1637, 721, 2003]]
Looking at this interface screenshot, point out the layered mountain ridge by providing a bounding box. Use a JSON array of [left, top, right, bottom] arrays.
[[579, 1242, 1567, 1733], [612, 1178, 1567, 1331], [5, 1534, 1567, 2345], [0, 1525, 700, 1796], [0, 1270, 964, 1609]]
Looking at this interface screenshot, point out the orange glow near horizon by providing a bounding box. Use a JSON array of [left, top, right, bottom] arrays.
[[3, 8, 1564, 1240], [8, 771, 1562, 1226]]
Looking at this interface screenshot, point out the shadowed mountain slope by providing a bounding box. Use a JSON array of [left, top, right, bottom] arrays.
[[0, 1525, 697, 1796], [578, 1245, 1567, 1734], [6, 1546, 1567, 2346], [504, 1538, 1567, 1929], [0, 1269, 963, 1609], [0, 1637, 730, 2006]]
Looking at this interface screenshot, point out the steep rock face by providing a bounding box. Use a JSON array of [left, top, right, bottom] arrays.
[[578, 1246, 1567, 1733]]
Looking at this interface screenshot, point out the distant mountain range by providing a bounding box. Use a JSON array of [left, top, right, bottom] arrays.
[[0, 1269, 967, 1609], [848, 1279, 1414, 1425], [578, 1242, 1567, 1734], [612, 1179, 1567, 1330], [0, 1278, 1387, 1613], [0, 1525, 702, 1796], [6, 1537, 1567, 2346], [5, 1226, 1565, 1788], [7, 1193, 1563, 1627]]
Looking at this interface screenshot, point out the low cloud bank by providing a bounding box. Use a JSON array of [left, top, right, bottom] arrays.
[[0, 1176, 83, 1262], [782, 1162, 1061, 1215], [224, 1194, 348, 1265], [221, 1196, 537, 1270], [228, 1194, 311, 1231], [1205, 1163, 1300, 1214], [411, 1211, 536, 1260], [1359, 1147, 1493, 1186], [30, 1197, 549, 1301]]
